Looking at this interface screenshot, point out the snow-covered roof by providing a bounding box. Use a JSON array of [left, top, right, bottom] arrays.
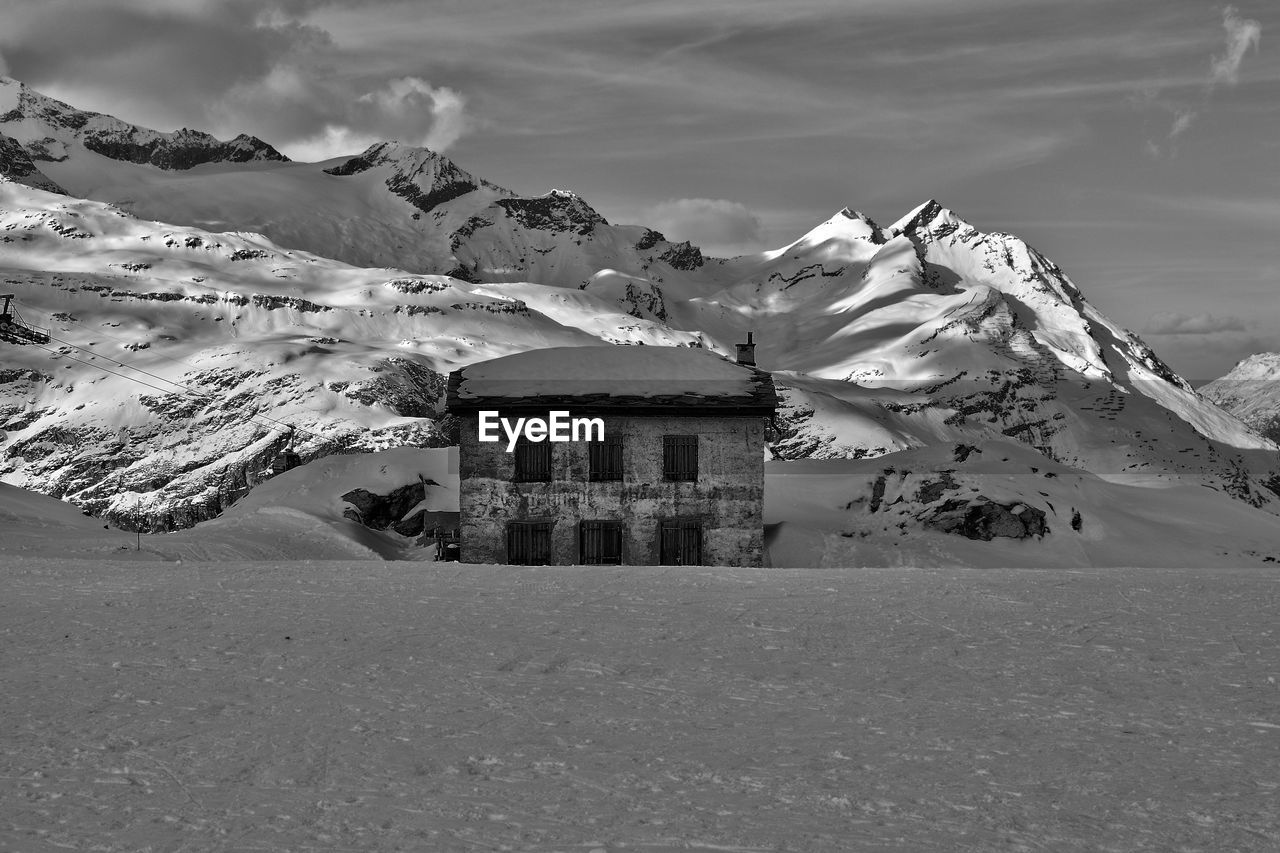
[[446, 345, 777, 414]]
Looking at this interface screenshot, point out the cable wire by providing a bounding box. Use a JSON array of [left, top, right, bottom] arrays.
[[42, 330, 332, 442], [27, 338, 332, 446]]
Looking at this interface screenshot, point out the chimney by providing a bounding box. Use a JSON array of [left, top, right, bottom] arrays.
[[735, 331, 756, 366]]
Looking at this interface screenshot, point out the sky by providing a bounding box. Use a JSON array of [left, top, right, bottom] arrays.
[[0, 0, 1276, 380]]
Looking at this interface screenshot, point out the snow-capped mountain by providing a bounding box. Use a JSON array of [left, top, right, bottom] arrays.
[[0, 77, 711, 283], [2, 77, 1279, 533], [1200, 353, 1280, 443], [0, 77, 283, 170], [0, 179, 703, 528]]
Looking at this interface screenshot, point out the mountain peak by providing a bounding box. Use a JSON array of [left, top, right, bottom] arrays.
[[0, 77, 288, 169], [323, 140, 508, 214], [493, 190, 609, 234], [323, 140, 445, 174], [836, 207, 884, 232], [1222, 352, 1280, 379], [888, 198, 961, 234]]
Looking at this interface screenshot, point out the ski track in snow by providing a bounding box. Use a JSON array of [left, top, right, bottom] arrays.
[[2, 560, 1279, 851]]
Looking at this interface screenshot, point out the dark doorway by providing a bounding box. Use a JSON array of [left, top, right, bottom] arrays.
[[580, 520, 624, 564], [507, 521, 552, 565], [659, 520, 703, 565]]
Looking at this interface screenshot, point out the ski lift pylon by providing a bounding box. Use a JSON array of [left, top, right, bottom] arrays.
[[0, 294, 52, 346]]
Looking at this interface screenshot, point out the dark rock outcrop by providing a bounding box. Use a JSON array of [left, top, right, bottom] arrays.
[[659, 240, 704, 270], [494, 190, 607, 235], [81, 128, 286, 170], [923, 498, 1048, 540], [342, 482, 457, 536], [2, 80, 287, 171], [0, 132, 68, 194], [322, 142, 501, 214]]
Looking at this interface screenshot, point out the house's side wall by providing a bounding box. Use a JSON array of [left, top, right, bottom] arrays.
[[458, 414, 766, 566]]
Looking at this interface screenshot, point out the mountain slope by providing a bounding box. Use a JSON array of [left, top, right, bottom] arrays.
[[0, 76, 284, 169], [6, 172, 1278, 533], [3, 78, 1280, 535], [664, 201, 1278, 507], [0, 179, 701, 529], [1200, 353, 1280, 443], [1, 78, 713, 284]]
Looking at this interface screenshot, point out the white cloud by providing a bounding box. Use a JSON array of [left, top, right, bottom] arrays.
[[0, 47, 9, 77], [214, 70, 472, 161], [1168, 107, 1197, 140], [353, 76, 470, 153], [1144, 311, 1246, 336], [644, 198, 761, 250], [1211, 5, 1261, 87], [283, 124, 382, 162]]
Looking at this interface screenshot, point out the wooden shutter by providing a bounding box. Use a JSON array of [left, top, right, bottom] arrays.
[[662, 435, 698, 481], [659, 520, 703, 565], [580, 520, 623, 565], [507, 521, 552, 565], [513, 438, 552, 482], [589, 433, 624, 481]]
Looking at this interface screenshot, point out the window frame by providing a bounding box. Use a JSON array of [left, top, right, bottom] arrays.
[[512, 437, 553, 482], [507, 520, 553, 565], [588, 432, 624, 482], [579, 519, 624, 565], [662, 434, 698, 482], [659, 519, 703, 566]]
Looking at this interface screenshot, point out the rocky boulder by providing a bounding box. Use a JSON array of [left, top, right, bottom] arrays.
[[342, 481, 458, 536], [922, 498, 1048, 540]]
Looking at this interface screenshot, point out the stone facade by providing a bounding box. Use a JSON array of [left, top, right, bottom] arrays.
[[457, 413, 768, 566]]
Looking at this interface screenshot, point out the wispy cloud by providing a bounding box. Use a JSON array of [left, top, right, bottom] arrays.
[[213, 66, 471, 159], [1147, 4, 1261, 157], [1211, 5, 1263, 85], [1145, 311, 1246, 336], [273, 76, 470, 160]]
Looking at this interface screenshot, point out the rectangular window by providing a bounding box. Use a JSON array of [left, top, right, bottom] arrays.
[[580, 520, 623, 565], [659, 520, 703, 566], [589, 433, 624, 481], [507, 521, 552, 565], [662, 434, 698, 481], [513, 438, 552, 482]]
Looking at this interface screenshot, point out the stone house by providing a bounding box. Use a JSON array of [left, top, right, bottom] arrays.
[[444, 339, 777, 566]]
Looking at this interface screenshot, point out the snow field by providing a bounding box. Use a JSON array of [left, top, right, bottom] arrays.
[[3, 560, 1278, 851]]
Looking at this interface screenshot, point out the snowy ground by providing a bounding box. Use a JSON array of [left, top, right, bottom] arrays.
[[3, 558, 1279, 852]]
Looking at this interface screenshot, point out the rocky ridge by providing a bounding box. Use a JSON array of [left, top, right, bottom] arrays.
[[1, 77, 285, 170], [0, 132, 67, 194]]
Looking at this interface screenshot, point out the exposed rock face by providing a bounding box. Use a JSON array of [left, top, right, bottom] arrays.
[[2, 79, 286, 170], [341, 483, 460, 536], [494, 190, 607, 235], [840, 444, 1067, 544], [323, 141, 505, 214], [80, 127, 285, 170], [620, 281, 669, 322], [343, 484, 423, 531], [635, 228, 666, 251], [334, 358, 450, 419], [922, 498, 1048, 540], [0, 133, 67, 194], [659, 240, 704, 270]]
